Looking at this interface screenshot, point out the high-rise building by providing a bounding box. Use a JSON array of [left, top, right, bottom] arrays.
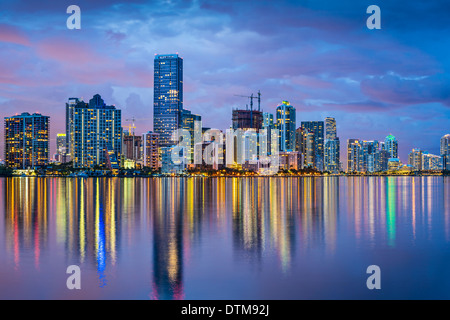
[[361, 140, 380, 173], [303, 130, 315, 168], [262, 112, 274, 129], [422, 152, 443, 171], [181, 109, 201, 163], [408, 148, 423, 171], [65, 97, 80, 159], [325, 117, 337, 140], [4, 112, 49, 169], [153, 54, 183, 147], [276, 101, 296, 152], [324, 138, 340, 173], [69, 94, 122, 168], [56, 133, 67, 154], [384, 134, 398, 159], [232, 109, 263, 131], [441, 134, 450, 170], [143, 131, 160, 170], [301, 121, 324, 170], [324, 117, 340, 173], [347, 139, 362, 173]]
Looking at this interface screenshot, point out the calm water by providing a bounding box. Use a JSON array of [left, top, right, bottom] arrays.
[[0, 176, 449, 299]]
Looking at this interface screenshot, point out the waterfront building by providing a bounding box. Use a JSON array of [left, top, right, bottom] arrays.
[[4, 112, 50, 169], [301, 121, 324, 170], [388, 158, 402, 171], [324, 117, 340, 173], [69, 94, 122, 168], [422, 152, 443, 171], [123, 132, 142, 161], [232, 109, 263, 131], [441, 134, 450, 170], [384, 134, 398, 159], [143, 131, 160, 170], [347, 139, 363, 173], [324, 138, 340, 173], [161, 146, 186, 174], [153, 54, 183, 147], [408, 148, 423, 171], [181, 109, 201, 163], [279, 151, 301, 171], [276, 101, 296, 152]]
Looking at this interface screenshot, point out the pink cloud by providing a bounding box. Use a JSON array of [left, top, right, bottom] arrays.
[[0, 24, 30, 46]]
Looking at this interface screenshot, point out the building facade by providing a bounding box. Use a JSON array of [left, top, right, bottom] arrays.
[[4, 112, 50, 169], [143, 131, 160, 170], [301, 121, 324, 170], [69, 94, 122, 168], [153, 54, 183, 147], [276, 101, 296, 152]]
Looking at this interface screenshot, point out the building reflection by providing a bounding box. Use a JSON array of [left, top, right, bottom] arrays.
[[150, 178, 184, 300]]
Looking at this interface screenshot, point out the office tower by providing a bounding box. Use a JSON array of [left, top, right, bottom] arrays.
[[325, 117, 337, 140], [384, 134, 398, 159], [69, 94, 122, 168], [143, 131, 160, 170], [301, 121, 324, 170], [181, 109, 201, 163], [324, 138, 340, 173], [4, 112, 49, 169], [161, 146, 186, 174], [408, 148, 423, 171], [347, 139, 362, 172], [276, 101, 296, 152], [153, 54, 183, 147], [303, 130, 315, 168], [123, 132, 142, 161], [441, 134, 450, 170]]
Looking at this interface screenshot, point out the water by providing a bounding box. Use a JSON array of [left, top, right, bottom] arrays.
[[0, 176, 449, 299]]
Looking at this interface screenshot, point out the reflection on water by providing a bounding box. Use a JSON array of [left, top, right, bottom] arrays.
[[1, 176, 450, 299]]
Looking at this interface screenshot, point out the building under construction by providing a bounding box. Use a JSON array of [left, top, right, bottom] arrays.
[[232, 91, 263, 131]]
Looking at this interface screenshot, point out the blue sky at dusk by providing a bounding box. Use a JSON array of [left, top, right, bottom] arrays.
[[0, 0, 449, 162]]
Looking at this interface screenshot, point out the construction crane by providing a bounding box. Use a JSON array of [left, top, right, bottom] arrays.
[[125, 117, 152, 135], [234, 90, 261, 111]]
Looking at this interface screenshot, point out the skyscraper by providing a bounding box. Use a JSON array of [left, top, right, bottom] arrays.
[[276, 101, 296, 152], [153, 54, 183, 147], [347, 139, 362, 173], [4, 112, 49, 169], [324, 117, 340, 173], [69, 94, 122, 168], [384, 134, 398, 159], [301, 121, 324, 170], [325, 117, 337, 140], [408, 148, 423, 171], [66, 97, 80, 158], [441, 134, 450, 170]]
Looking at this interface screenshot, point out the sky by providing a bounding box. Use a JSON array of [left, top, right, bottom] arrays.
[[0, 0, 449, 164]]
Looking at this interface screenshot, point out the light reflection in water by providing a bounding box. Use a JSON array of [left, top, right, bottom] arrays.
[[1, 176, 450, 299]]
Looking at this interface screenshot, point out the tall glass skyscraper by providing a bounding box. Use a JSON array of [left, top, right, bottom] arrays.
[[153, 54, 183, 147], [276, 101, 296, 152], [324, 117, 340, 173], [301, 121, 324, 170], [441, 134, 450, 170]]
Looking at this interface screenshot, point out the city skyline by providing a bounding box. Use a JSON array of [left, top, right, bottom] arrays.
[[1, 1, 449, 163]]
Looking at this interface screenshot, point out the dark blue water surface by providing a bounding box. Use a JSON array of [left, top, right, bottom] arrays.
[[0, 176, 449, 299]]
